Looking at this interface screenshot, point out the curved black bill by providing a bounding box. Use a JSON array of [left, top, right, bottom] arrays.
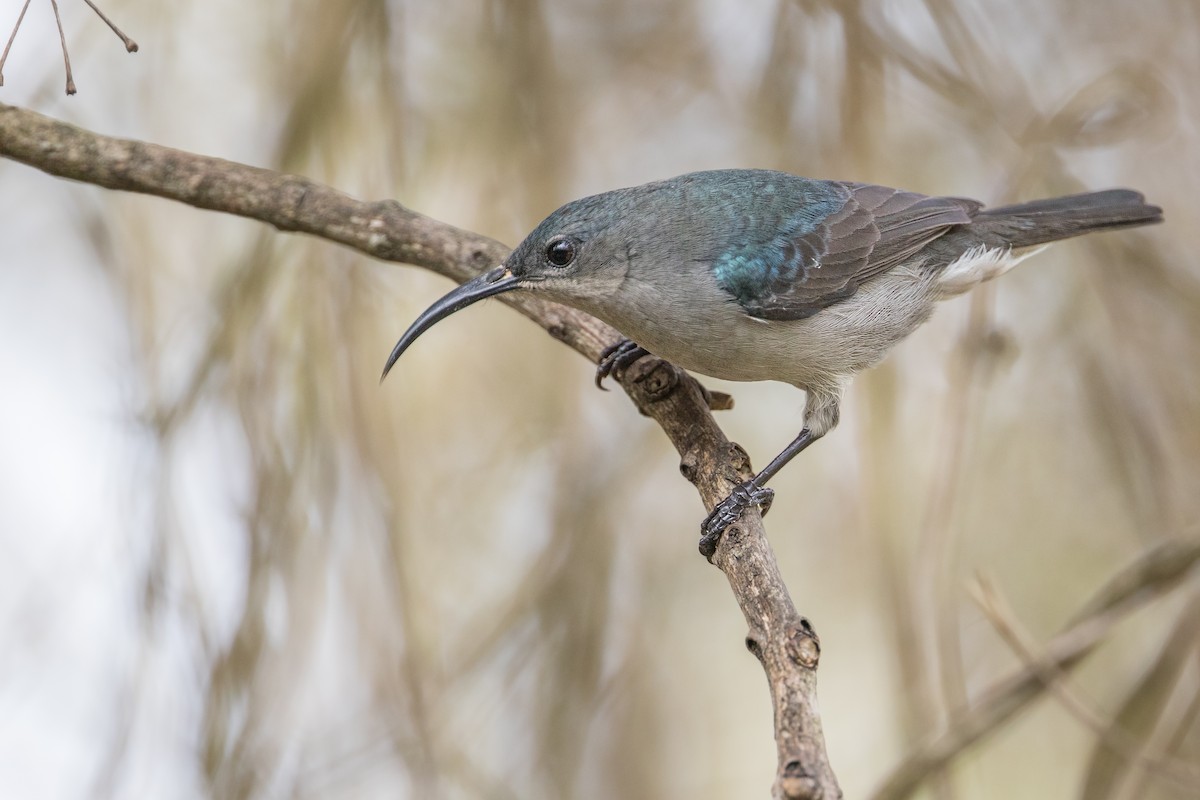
[[381, 266, 521, 382]]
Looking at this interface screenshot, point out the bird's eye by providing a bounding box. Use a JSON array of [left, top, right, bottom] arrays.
[[545, 237, 576, 268]]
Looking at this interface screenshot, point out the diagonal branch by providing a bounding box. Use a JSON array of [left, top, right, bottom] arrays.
[[0, 101, 841, 800], [871, 536, 1200, 800], [83, 0, 139, 53]]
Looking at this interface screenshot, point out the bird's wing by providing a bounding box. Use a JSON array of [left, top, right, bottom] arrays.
[[717, 183, 980, 320]]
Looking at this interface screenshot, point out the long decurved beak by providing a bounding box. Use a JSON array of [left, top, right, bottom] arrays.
[[380, 266, 522, 382]]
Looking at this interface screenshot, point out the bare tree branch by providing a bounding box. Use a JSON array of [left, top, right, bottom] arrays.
[[0, 101, 841, 800], [971, 572, 1200, 791], [871, 536, 1200, 800]]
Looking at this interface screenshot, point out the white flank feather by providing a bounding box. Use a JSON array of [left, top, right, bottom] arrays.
[[936, 244, 1049, 297]]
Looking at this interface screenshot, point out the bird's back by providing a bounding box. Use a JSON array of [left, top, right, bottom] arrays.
[[568, 170, 1160, 395]]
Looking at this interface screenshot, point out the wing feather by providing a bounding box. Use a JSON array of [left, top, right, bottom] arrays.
[[728, 183, 979, 320]]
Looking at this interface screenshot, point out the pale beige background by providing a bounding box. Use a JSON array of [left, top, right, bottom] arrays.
[[0, 1, 1197, 798]]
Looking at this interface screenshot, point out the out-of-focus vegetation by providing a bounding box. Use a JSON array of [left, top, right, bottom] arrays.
[[1, 0, 1198, 798]]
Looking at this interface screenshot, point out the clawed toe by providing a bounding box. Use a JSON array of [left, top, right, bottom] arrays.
[[697, 483, 775, 559], [595, 339, 650, 389]]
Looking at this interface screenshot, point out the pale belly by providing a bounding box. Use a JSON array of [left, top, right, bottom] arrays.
[[594, 269, 940, 391]]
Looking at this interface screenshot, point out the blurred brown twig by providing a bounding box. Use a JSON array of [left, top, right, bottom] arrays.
[[871, 536, 1200, 800]]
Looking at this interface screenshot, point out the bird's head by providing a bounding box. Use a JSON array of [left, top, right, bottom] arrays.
[[380, 188, 650, 381]]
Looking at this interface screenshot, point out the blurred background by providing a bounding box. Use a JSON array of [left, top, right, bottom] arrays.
[[1, 0, 1198, 798]]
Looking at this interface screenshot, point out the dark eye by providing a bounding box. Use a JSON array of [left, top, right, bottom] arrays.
[[545, 237, 576, 268]]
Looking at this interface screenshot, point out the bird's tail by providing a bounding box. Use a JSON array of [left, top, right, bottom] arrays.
[[934, 190, 1163, 298], [971, 189, 1163, 249]]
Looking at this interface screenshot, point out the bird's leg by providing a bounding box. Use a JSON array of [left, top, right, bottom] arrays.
[[698, 428, 821, 559], [595, 338, 650, 389]]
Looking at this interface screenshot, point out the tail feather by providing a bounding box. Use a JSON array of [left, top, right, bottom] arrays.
[[969, 189, 1163, 249]]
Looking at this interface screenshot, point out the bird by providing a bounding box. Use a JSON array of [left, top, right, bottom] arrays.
[[381, 169, 1163, 557]]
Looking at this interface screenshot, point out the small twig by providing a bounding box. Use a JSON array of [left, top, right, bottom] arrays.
[[48, 0, 75, 94], [0, 0, 34, 87], [1, 0, 136, 92], [970, 572, 1200, 791], [871, 536, 1200, 800], [83, 0, 138, 52]]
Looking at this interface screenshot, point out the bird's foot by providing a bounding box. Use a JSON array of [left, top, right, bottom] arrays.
[[698, 482, 775, 559], [595, 339, 650, 389]]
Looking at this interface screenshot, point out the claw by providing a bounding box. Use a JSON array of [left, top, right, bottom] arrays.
[[595, 339, 650, 389], [698, 483, 775, 559]]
